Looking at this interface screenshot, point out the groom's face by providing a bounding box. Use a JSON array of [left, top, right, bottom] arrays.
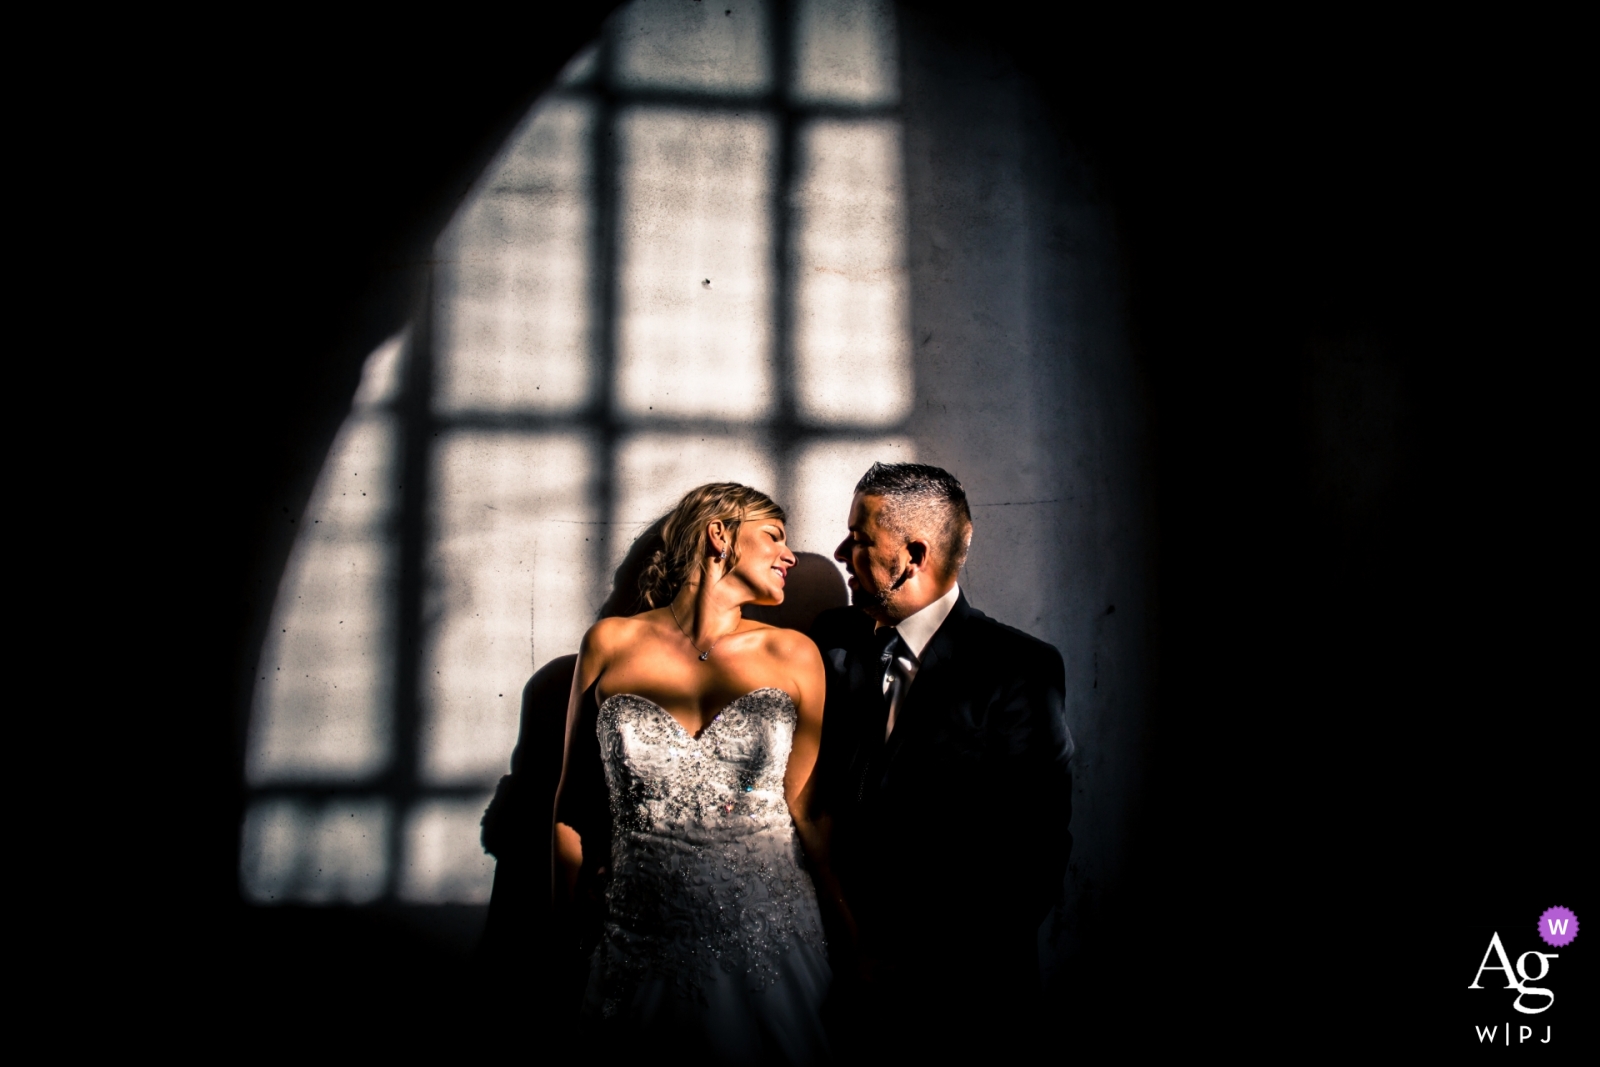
[[834, 493, 906, 622]]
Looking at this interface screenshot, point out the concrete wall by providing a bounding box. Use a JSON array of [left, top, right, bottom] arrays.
[[898, 10, 1149, 982], [237, 1, 1153, 983]]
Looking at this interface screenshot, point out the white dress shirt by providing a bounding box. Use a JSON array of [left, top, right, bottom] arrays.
[[879, 582, 961, 739]]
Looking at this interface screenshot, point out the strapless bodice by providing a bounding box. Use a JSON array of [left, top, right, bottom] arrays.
[[598, 687, 798, 838], [591, 687, 827, 1013]]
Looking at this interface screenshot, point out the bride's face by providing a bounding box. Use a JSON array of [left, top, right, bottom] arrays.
[[726, 517, 796, 606]]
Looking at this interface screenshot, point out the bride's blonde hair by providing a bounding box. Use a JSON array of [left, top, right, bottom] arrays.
[[638, 482, 786, 609]]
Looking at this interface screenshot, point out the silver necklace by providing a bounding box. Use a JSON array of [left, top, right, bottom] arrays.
[[670, 601, 741, 662]]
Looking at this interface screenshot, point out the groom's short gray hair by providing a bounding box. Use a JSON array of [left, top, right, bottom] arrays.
[[854, 462, 973, 576]]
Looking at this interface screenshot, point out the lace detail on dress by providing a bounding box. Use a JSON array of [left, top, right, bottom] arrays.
[[592, 688, 826, 1016]]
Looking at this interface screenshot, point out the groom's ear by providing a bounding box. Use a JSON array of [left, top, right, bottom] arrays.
[[905, 539, 929, 569]]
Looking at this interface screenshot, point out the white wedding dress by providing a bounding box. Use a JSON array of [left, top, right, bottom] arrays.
[[583, 688, 833, 1065]]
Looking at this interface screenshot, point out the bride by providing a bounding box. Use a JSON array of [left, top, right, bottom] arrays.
[[553, 483, 844, 1064]]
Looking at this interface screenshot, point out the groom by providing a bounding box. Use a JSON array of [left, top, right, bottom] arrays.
[[809, 463, 1075, 1058]]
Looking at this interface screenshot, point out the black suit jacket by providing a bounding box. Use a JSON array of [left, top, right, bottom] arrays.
[[810, 593, 1074, 1014]]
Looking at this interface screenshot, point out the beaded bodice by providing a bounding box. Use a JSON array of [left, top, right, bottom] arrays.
[[592, 688, 826, 1012]]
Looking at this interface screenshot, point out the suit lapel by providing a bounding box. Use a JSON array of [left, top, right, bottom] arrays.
[[834, 593, 975, 804], [881, 591, 972, 757], [832, 619, 889, 805]]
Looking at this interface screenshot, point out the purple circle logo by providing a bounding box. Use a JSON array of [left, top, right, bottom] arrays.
[[1538, 906, 1578, 948]]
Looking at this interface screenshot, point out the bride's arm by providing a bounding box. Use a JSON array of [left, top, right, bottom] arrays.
[[781, 632, 858, 943], [551, 621, 613, 906]]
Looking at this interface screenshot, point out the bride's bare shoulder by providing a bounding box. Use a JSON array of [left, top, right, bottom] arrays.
[[585, 610, 667, 652], [746, 621, 822, 662]]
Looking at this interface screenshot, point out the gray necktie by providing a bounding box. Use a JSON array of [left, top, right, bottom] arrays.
[[879, 631, 915, 739]]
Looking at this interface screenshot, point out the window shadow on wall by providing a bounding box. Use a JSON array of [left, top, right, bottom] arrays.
[[233, 0, 1150, 1039], [241, 0, 924, 924]]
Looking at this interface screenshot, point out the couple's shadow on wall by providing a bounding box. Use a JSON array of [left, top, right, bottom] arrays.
[[476, 518, 847, 979]]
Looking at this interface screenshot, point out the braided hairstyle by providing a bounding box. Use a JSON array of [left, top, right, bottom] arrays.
[[637, 482, 786, 609]]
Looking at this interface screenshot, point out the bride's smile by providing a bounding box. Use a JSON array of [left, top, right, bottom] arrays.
[[723, 518, 797, 607]]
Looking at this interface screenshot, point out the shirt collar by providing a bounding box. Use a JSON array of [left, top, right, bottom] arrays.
[[879, 582, 960, 661]]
